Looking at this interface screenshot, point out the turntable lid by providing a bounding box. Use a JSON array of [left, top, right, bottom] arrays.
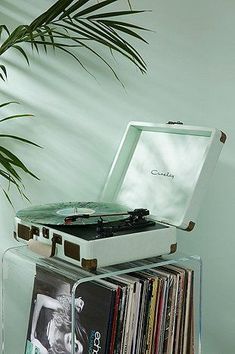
[[101, 122, 226, 230]]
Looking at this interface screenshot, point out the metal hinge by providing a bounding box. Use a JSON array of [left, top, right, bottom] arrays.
[[167, 121, 184, 125]]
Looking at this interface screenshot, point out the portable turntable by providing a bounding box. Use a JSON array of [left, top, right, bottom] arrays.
[[15, 121, 226, 269]]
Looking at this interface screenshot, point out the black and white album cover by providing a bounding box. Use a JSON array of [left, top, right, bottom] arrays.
[[24, 266, 116, 354]]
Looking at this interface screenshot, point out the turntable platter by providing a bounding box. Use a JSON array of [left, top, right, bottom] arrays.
[[16, 201, 129, 226]]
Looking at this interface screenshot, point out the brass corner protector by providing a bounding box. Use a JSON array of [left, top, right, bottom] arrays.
[[81, 258, 97, 271], [220, 131, 227, 144], [185, 221, 195, 232], [170, 243, 177, 254]]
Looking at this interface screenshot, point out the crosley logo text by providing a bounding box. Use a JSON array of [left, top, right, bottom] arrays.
[[151, 170, 175, 179]]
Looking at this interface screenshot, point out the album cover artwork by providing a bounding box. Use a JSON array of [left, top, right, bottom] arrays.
[[24, 266, 116, 354]]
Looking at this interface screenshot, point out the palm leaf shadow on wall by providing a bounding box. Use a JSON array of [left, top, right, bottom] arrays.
[[0, 0, 149, 204]]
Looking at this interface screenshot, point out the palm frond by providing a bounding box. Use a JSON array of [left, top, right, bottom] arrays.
[[0, 113, 33, 123], [72, 0, 119, 18], [0, 134, 41, 147], [58, 0, 91, 20], [0, 0, 148, 77], [0, 24, 10, 44], [0, 1, 149, 203], [2, 189, 14, 208], [0, 101, 18, 108], [53, 29, 123, 85], [0, 64, 7, 81], [0, 146, 39, 179], [0, 101, 40, 203], [98, 20, 149, 43], [12, 45, 30, 65], [87, 9, 145, 20]]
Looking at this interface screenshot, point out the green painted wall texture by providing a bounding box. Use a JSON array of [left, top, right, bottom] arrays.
[[0, 1, 234, 353]]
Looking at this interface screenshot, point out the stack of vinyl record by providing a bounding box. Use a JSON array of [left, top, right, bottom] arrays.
[[24, 260, 194, 354]]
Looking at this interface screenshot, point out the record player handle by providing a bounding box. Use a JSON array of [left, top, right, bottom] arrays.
[[28, 239, 52, 258], [28, 234, 62, 258]]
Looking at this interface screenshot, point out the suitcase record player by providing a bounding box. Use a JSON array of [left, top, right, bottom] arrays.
[[15, 121, 226, 270]]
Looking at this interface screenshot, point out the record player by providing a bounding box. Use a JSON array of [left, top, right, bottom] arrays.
[[15, 121, 226, 270]]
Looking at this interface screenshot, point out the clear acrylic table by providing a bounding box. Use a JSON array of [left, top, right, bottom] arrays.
[[1, 245, 202, 354]]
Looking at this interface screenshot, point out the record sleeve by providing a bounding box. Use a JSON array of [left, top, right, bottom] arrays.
[[137, 271, 159, 354], [162, 265, 186, 354], [24, 266, 116, 354], [159, 269, 178, 354], [105, 278, 128, 354], [182, 269, 194, 354], [111, 274, 137, 354], [152, 272, 170, 354]]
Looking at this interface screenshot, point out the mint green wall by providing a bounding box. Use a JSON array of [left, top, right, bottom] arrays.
[[0, 1, 234, 353]]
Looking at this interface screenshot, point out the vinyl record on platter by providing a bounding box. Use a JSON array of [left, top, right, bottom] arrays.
[[16, 201, 129, 226]]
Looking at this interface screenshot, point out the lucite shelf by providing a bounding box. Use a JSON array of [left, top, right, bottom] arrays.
[[1, 245, 202, 354]]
